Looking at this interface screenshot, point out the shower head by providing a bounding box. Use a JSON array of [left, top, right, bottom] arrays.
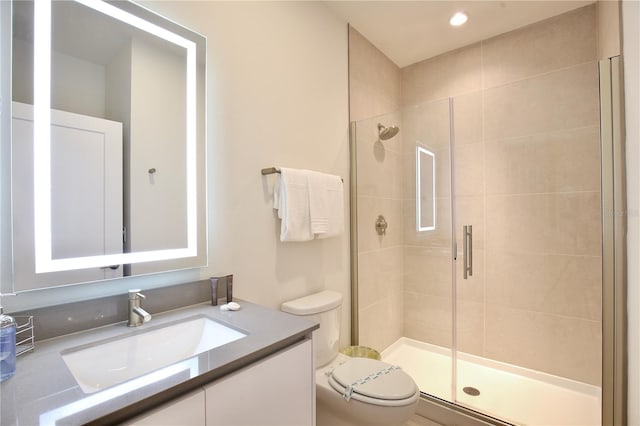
[[378, 123, 399, 140]]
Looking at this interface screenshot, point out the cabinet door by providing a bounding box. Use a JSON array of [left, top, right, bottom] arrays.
[[122, 389, 205, 426], [204, 338, 314, 426]]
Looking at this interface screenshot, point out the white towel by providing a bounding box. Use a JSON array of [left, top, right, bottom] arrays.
[[275, 168, 314, 242], [308, 171, 344, 239]]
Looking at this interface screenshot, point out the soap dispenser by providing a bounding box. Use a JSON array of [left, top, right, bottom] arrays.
[[0, 307, 16, 382]]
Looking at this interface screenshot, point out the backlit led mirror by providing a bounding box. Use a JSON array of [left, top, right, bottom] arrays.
[[416, 145, 435, 232], [5, 0, 207, 291]]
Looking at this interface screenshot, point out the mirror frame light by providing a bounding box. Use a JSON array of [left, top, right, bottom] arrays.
[[416, 145, 436, 232], [33, 0, 198, 273]]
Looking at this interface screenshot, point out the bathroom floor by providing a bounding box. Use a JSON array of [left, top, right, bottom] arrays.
[[383, 338, 600, 426], [405, 414, 442, 426]]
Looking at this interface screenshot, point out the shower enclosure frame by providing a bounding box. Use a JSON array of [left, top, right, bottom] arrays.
[[348, 56, 627, 426]]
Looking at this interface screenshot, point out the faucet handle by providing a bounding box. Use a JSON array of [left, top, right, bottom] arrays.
[[128, 289, 145, 300]]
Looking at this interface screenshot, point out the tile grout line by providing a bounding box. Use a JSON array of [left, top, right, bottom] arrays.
[[482, 58, 599, 92], [482, 123, 601, 145]]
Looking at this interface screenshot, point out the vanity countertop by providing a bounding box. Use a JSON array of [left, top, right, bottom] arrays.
[[0, 300, 318, 425]]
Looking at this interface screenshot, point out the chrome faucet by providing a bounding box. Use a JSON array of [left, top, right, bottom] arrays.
[[128, 289, 151, 327]]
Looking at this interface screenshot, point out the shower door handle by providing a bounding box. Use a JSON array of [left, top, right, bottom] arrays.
[[463, 225, 473, 279]]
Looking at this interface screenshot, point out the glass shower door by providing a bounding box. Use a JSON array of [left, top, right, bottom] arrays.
[[352, 97, 458, 406], [452, 61, 603, 424], [398, 97, 456, 402]]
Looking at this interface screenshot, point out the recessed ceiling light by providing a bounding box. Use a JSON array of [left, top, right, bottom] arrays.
[[449, 11, 468, 27]]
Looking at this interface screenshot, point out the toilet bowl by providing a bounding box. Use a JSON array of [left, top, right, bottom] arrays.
[[281, 291, 419, 426]]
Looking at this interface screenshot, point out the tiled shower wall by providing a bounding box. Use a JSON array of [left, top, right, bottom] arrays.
[[401, 5, 601, 385], [349, 28, 405, 352], [351, 5, 602, 385]]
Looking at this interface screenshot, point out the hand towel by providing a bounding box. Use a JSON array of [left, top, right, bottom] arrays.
[[276, 168, 314, 242], [307, 171, 344, 239]]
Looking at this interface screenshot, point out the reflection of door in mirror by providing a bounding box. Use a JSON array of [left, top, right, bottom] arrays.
[[12, 102, 123, 290]]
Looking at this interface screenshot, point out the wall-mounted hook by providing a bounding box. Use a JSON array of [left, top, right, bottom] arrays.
[[148, 168, 156, 174]]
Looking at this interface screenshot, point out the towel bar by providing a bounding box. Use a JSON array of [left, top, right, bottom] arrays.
[[261, 167, 343, 182], [261, 167, 280, 175]]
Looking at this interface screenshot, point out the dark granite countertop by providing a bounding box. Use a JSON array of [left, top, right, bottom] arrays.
[[0, 300, 318, 425]]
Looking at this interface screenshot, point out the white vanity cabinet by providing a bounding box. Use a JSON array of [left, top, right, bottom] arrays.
[[124, 338, 314, 426], [122, 390, 206, 426], [204, 338, 314, 426]]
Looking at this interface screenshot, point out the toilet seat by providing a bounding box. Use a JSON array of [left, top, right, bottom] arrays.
[[327, 358, 419, 407]]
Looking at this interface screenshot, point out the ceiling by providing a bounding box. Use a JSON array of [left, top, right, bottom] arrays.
[[324, 1, 594, 68]]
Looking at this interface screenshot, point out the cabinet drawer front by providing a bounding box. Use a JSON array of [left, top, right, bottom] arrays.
[[123, 389, 205, 426]]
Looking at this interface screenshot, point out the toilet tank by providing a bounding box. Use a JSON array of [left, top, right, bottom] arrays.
[[281, 291, 342, 367]]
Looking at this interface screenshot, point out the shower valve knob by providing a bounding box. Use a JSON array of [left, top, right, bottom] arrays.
[[375, 215, 388, 236]]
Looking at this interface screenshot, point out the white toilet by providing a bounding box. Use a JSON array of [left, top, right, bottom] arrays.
[[282, 290, 420, 426]]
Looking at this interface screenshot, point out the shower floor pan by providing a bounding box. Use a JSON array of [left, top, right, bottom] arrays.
[[382, 338, 600, 426]]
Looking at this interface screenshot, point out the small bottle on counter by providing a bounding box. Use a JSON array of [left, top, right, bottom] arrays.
[[226, 274, 233, 303], [0, 307, 16, 382], [210, 274, 234, 306]]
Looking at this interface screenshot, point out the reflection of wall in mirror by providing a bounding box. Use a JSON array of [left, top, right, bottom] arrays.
[[106, 37, 188, 275], [13, 38, 107, 118], [14, 32, 189, 279]]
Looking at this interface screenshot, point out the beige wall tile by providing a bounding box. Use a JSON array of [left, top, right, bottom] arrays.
[[485, 192, 602, 256], [349, 28, 402, 122], [484, 305, 601, 385], [485, 126, 601, 195], [359, 288, 404, 351], [457, 300, 485, 356], [484, 62, 599, 141], [401, 98, 452, 154], [350, 79, 400, 124], [483, 5, 597, 88], [358, 246, 404, 309], [358, 196, 403, 252], [403, 151, 417, 201], [453, 91, 483, 146], [403, 246, 452, 298], [402, 246, 483, 303], [485, 251, 602, 321], [403, 292, 453, 349], [454, 143, 484, 197], [402, 43, 482, 107]]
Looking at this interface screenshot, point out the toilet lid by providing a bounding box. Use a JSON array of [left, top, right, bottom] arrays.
[[329, 358, 417, 401]]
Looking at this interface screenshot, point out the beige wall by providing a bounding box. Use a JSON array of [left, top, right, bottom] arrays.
[[400, 5, 601, 384], [349, 28, 402, 122], [349, 28, 405, 351], [597, 0, 621, 59]]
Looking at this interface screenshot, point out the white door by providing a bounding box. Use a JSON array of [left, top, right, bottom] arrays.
[[11, 102, 123, 289]]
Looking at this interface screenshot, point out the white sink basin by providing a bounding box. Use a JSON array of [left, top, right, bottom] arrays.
[[61, 315, 247, 393]]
